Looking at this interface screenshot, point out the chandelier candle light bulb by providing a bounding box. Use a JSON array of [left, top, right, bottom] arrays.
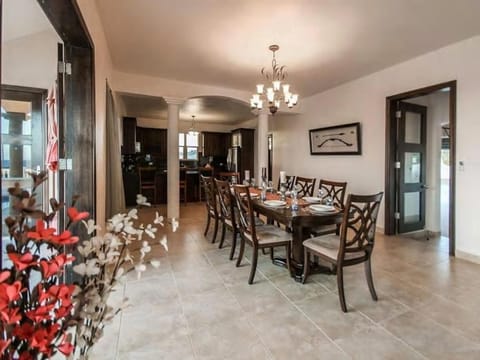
[[250, 44, 299, 115]]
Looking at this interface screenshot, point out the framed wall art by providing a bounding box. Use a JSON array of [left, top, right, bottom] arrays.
[[309, 122, 361, 155]]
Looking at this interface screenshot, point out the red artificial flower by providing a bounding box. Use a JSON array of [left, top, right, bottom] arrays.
[[27, 219, 55, 241], [48, 284, 76, 308], [67, 207, 89, 222], [26, 304, 54, 322], [13, 322, 35, 340], [18, 352, 33, 360], [0, 270, 10, 283], [8, 252, 37, 271], [0, 280, 22, 310], [55, 304, 72, 319], [50, 230, 79, 245], [1, 307, 22, 324], [0, 339, 11, 354], [39, 254, 75, 278], [30, 328, 51, 354], [58, 334, 74, 356]]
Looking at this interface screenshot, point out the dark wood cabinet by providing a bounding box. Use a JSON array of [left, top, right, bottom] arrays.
[[122, 117, 137, 154], [136, 127, 168, 159], [202, 131, 231, 157], [232, 128, 255, 182]]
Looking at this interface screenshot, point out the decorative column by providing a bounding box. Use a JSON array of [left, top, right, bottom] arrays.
[[164, 97, 185, 220], [257, 108, 269, 182]]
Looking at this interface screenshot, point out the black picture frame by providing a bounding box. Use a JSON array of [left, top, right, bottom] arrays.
[[309, 122, 361, 155]]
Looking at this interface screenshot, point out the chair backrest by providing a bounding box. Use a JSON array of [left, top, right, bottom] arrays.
[[338, 192, 384, 262], [277, 175, 295, 191], [200, 175, 217, 214], [138, 167, 156, 186], [319, 179, 347, 209], [294, 176, 316, 197], [214, 178, 236, 226], [232, 185, 258, 245], [218, 172, 240, 184]]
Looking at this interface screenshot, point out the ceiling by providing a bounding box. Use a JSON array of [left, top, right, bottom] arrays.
[[96, 0, 480, 97], [1, 0, 55, 43], [120, 94, 253, 124]]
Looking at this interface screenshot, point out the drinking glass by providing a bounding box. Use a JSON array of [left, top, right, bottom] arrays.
[[250, 178, 256, 188], [317, 188, 325, 201], [325, 196, 333, 206]]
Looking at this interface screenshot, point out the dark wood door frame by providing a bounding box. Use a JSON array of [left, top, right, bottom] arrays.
[[385, 80, 456, 256]]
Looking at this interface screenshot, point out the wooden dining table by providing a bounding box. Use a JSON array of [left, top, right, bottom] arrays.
[[247, 188, 344, 281]]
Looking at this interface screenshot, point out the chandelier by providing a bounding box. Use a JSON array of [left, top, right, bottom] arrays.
[[188, 115, 198, 136], [250, 45, 299, 115]]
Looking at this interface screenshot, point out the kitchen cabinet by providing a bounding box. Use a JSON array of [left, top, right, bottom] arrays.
[[202, 131, 231, 157], [136, 127, 168, 160], [122, 117, 137, 154]]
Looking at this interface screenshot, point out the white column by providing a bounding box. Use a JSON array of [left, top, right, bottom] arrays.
[[257, 109, 269, 182], [164, 97, 185, 220]]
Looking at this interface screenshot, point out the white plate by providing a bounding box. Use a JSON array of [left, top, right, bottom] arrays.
[[264, 200, 287, 207], [309, 204, 336, 213], [303, 196, 321, 203]]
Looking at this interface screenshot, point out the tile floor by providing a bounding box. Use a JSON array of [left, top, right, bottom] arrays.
[[91, 203, 480, 359]]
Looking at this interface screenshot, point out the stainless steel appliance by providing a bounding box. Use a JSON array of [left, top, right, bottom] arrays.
[[226, 147, 240, 173]]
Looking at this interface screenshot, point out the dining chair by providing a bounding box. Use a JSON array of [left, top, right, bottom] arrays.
[[179, 169, 187, 204], [294, 176, 316, 197], [214, 179, 238, 259], [232, 185, 292, 284], [218, 171, 240, 184], [200, 175, 219, 243], [138, 167, 157, 204], [277, 175, 295, 191], [302, 192, 384, 312], [311, 179, 348, 236]]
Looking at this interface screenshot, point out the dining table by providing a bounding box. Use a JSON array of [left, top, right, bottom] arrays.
[[247, 187, 344, 281]]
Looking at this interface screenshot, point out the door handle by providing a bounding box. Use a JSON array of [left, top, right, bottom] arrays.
[[421, 184, 430, 189]]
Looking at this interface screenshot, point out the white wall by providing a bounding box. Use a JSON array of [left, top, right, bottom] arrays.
[[77, 0, 115, 228], [271, 34, 480, 259], [2, 30, 60, 89]]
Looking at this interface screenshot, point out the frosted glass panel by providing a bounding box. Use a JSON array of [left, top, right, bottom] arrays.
[[404, 192, 420, 224], [405, 152, 421, 183], [405, 111, 421, 144]]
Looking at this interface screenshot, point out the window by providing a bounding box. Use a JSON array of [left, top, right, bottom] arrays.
[[178, 132, 199, 160]]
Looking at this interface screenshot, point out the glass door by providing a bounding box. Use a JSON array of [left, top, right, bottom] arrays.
[[1, 87, 46, 262], [397, 101, 427, 233]]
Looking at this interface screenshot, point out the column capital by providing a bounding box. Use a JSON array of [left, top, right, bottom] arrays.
[[163, 96, 186, 105], [251, 108, 271, 117]]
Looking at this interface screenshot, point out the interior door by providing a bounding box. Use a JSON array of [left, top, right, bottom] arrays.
[[397, 101, 427, 233]]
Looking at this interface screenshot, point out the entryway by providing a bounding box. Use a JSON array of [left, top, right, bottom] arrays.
[[384, 81, 456, 256]]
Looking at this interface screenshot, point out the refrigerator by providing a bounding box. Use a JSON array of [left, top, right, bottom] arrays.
[[226, 147, 240, 173]]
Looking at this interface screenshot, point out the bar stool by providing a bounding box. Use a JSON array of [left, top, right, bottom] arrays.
[[138, 167, 157, 204]]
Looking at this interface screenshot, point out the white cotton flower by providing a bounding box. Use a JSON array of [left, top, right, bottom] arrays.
[[123, 220, 137, 235], [144, 224, 157, 238], [77, 240, 94, 257], [136, 194, 151, 206], [107, 234, 122, 250], [135, 263, 147, 279], [108, 214, 125, 232], [150, 260, 161, 268], [82, 219, 101, 235], [127, 208, 138, 219], [73, 259, 100, 276], [171, 217, 179, 232], [124, 249, 134, 263], [140, 241, 152, 256], [160, 235, 168, 251], [154, 212, 164, 226]]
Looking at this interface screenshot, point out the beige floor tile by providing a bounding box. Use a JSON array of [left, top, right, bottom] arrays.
[[382, 310, 480, 359], [270, 273, 329, 303], [335, 325, 425, 359], [297, 293, 374, 340]]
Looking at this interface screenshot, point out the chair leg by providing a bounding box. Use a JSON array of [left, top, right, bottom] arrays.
[[285, 243, 291, 272], [218, 222, 227, 249], [337, 265, 348, 312], [236, 237, 245, 267], [229, 230, 237, 260], [211, 217, 219, 243], [270, 247, 274, 261], [365, 258, 378, 301], [302, 248, 310, 284], [248, 247, 259, 284], [204, 213, 211, 236]]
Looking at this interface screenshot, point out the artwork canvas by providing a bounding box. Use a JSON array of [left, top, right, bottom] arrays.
[[309, 122, 361, 155]]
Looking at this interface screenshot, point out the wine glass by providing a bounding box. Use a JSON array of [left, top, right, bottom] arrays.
[[317, 188, 325, 201]]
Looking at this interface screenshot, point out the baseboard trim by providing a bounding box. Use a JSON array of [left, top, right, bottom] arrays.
[[456, 249, 480, 264]]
